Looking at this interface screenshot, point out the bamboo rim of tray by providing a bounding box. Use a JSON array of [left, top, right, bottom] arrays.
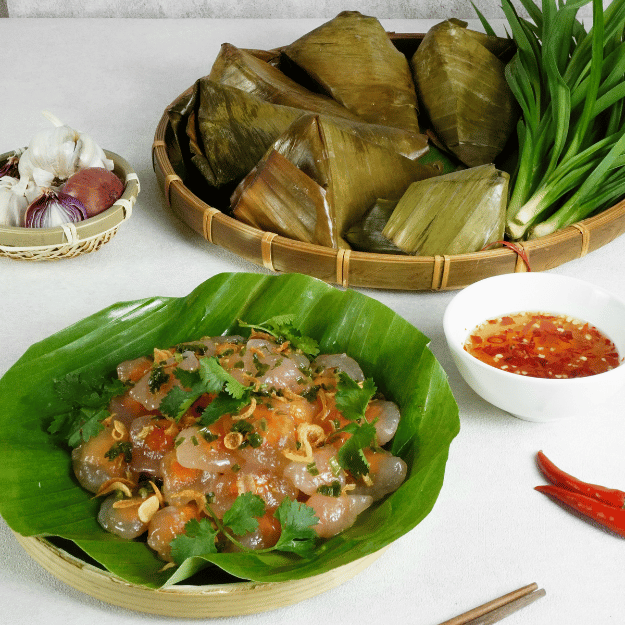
[[13, 533, 386, 617], [0, 150, 140, 260], [151, 33, 625, 291]]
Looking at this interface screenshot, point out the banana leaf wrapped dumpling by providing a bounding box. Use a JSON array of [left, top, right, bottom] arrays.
[[411, 19, 517, 167], [382, 164, 509, 255], [187, 79, 305, 190], [232, 149, 336, 248], [208, 43, 363, 122], [344, 199, 405, 254], [166, 86, 197, 181], [188, 76, 429, 193], [283, 11, 421, 134], [208, 43, 429, 160], [232, 114, 439, 248]]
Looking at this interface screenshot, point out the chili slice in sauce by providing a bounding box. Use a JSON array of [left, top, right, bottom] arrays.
[[463, 311, 620, 379]]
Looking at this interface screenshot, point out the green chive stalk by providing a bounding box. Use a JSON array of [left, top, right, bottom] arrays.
[[501, 0, 625, 240]]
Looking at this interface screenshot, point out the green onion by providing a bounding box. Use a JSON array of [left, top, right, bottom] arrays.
[[148, 365, 170, 393], [104, 441, 132, 463], [499, 0, 625, 240], [328, 455, 342, 477], [248, 432, 263, 448], [316, 481, 342, 497], [306, 462, 320, 476]]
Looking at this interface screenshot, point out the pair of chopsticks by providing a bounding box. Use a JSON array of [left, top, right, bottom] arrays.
[[438, 583, 546, 625]]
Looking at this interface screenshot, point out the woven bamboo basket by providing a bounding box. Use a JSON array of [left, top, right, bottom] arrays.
[[14, 533, 386, 617], [0, 150, 140, 260], [152, 33, 625, 291]]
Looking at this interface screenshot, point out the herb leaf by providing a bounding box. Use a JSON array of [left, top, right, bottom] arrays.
[[336, 421, 377, 479], [171, 494, 318, 564], [334, 372, 376, 422], [159, 385, 199, 420], [170, 518, 219, 564], [272, 498, 319, 555], [52, 372, 126, 409], [199, 394, 251, 427], [173, 368, 202, 390], [333, 372, 379, 477], [47, 373, 127, 447], [68, 408, 110, 447], [199, 357, 248, 399], [159, 357, 249, 420], [222, 492, 266, 536], [238, 316, 320, 358]]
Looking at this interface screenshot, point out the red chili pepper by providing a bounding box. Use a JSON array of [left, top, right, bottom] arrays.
[[536, 450, 625, 508], [535, 485, 625, 538]]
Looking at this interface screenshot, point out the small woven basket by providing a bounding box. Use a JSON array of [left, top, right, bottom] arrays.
[[152, 33, 625, 291], [0, 150, 139, 261]]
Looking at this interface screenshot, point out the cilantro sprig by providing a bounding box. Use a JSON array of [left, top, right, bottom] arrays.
[[159, 356, 251, 424], [47, 372, 127, 447], [336, 421, 378, 479], [237, 315, 319, 358], [272, 498, 319, 554], [335, 372, 376, 421], [160, 317, 319, 423], [333, 372, 378, 478], [169, 493, 319, 564], [169, 518, 219, 560]]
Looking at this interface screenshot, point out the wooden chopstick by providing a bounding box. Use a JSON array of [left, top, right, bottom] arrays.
[[437, 583, 546, 625]]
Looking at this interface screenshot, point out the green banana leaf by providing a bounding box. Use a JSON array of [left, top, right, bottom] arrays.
[[0, 272, 459, 589]]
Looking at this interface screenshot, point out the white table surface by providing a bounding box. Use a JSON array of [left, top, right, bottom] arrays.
[[2, 17, 625, 625]]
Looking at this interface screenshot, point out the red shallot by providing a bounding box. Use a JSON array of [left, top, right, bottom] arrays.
[[25, 188, 87, 228], [62, 167, 124, 217]]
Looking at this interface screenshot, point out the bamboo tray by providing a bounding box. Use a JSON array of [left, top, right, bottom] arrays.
[[0, 150, 140, 261], [14, 533, 386, 617], [152, 33, 625, 291]]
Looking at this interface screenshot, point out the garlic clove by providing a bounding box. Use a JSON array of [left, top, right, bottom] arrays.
[[31, 166, 56, 189], [0, 177, 29, 227]]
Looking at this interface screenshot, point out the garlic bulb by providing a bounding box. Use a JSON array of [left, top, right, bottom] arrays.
[[0, 175, 40, 227], [15, 111, 113, 194]]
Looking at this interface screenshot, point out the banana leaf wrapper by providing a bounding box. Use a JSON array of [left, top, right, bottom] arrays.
[[232, 149, 336, 248], [209, 45, 430, 160], [188, 79, 305, 189], [382, 164, 509, 255], [233, 114, 439, 248], [411, 19, 517, 167], [336, 118, 429, 161], [209, 43, 362, 122], [165, 87, 197, 181], [283, 11, 420, 133], [344, 199, 406, 254], [241, 47, 282, 66], [189, 78, 430, 192], [0, 273, 459, 588], [167, 88, 235, 204]]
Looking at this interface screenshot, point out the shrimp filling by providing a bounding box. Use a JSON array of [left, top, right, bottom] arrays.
[[72, 332, 407, 561]]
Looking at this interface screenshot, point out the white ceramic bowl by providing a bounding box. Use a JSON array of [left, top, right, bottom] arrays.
[[443, 272, 625, 422]]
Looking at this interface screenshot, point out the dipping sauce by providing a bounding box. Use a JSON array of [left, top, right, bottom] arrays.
[[464, 311, 620, 379]]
